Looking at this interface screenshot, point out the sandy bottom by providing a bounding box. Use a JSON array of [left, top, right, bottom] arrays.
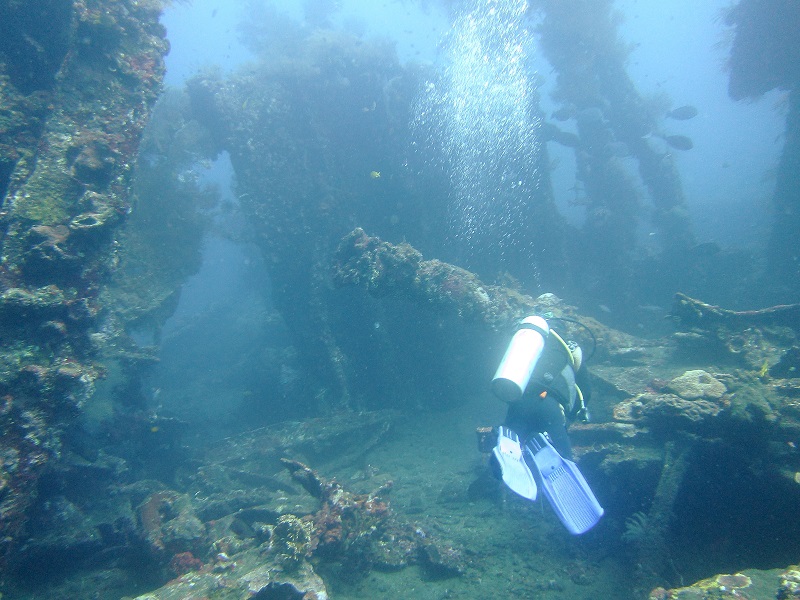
[[323, 394, 634, 599]]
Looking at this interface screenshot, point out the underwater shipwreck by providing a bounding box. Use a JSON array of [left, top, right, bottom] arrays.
[[1, 0, 800, 599]]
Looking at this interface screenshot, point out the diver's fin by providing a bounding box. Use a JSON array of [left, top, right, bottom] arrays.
[[525, 433, 603, 534], [493, 427, 537, 501]]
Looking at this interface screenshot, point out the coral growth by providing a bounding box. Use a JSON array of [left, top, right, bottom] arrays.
[[0, 0, 169, 566], [281, 458, 464, 577], [272, 514, 314, 569]]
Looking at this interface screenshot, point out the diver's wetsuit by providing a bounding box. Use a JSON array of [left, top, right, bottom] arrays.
[[501, 333, 591, 459]]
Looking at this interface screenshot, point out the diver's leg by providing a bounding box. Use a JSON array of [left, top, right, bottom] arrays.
[[504, 396, 572, 458]]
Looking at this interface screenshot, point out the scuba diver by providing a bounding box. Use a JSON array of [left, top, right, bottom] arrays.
[[487, 315, 603, 534]]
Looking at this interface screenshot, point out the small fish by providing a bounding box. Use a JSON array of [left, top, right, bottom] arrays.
[[577, 107, 605, 125], [691, 241, 721, 257], [539, 121, 560, 142], [636, 305, 666, 314], [552, 129, 581, 148], [758, 359, 769, 378], [551, 105, 575, 121], [369, 171, 381, 179], [666, 105, 698, 120], [664, 134, 693, 151]]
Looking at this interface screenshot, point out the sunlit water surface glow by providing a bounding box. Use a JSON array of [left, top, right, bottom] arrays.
[[416, 0, 542, 264]]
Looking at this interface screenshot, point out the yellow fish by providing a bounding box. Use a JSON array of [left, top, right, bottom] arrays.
[[370, 171, 381, 179], [758, 359, 769, 378]]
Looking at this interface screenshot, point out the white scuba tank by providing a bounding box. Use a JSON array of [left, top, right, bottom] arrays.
[[491, 316, 549, 403]]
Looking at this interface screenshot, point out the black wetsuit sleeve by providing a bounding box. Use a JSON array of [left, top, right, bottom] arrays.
[[503, 394, 572, 458]]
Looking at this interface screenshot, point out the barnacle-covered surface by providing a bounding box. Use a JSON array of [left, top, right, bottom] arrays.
[[334, 229, 800, 596], [0, 0, 169, 568], [1, 1, 799, 599], [122, 412, 464, 600], [649, 568, 796, 600]]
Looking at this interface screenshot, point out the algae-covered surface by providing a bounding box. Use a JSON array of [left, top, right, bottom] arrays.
[[324, 396, 628, 600], [124, 391, 631, 600], [3, 1, 800, 599]]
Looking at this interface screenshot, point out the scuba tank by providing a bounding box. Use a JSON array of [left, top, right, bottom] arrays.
[[491, 316, 549, 403]]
